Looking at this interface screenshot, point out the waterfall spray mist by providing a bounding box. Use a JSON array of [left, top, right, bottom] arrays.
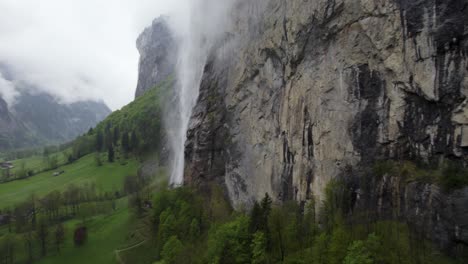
[[167, 0, 237, 186]]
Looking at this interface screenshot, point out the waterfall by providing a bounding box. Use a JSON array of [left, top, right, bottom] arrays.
[[167, 0, 236, 186]]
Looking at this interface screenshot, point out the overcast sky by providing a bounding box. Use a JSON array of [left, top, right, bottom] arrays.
[[0, 0, 183, 110]]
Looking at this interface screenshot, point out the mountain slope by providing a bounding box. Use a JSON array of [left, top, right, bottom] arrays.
[[12, 90, 110, 145], [0, 91, 111, 151], [0, 95, 37, 150]]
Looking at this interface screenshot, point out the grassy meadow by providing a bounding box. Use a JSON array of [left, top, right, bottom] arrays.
[[0, 153, 139, 209], [37, 206, 132, 264]]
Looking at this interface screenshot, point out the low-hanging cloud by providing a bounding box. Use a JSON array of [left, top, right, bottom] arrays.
[[0, 0, 185, 110], [0, 72, 18, 105]]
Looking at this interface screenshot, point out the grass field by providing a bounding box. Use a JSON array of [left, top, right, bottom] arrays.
[[0, 154, 140, 209], [9, 149, 71, 175], [37, 205, 133, 264]]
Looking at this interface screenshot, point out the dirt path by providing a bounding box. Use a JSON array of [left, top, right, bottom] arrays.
[[114, 239, 147, 264]]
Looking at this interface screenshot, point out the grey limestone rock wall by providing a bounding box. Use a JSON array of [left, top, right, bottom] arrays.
[[181, 0, 468, 251]]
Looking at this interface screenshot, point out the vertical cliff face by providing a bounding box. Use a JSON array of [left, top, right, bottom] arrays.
[[135, 17, 176, 98], [181, 0, 468, 250], [187, 0, 468, 203]]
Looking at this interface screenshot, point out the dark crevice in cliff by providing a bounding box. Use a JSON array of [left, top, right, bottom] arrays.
[[350, 64, 387, 164], [302, 106, 314, 160]]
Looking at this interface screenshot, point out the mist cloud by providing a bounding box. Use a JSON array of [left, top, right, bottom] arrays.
[[0, 0, 184, 110], [0, 73, 18, 105]]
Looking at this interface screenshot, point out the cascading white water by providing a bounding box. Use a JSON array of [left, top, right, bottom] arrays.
[[168, 0, 237, 186]]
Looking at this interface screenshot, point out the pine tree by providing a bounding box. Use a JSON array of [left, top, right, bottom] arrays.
[[260, 193, 272, 239], [249, 202, 263, 233], [108, 145, 115, 163], [104, 124, 113, 149], [113, 126, 119, 146], [130, 131, 139, 152], [121, 132, 130, 153], [96, 130, 104, 152]]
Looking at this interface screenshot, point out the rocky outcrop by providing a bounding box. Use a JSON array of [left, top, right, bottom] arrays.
[[180, 0, 468, 252], [135, 17, 176, 98]]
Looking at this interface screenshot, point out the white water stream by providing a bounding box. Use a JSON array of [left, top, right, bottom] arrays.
[[168, 0, 236, 185]]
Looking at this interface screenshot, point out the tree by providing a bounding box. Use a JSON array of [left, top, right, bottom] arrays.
[[328, 225, 350, 264], [2, 167, 10, 180], [95, 152, 103, 166], [189, 218, 201, 240], [43, 147, 50, 157], [121, 132, 130, 154], [206, 216, 251, 264], [55, 223, 65, 252], [343, 240, 373, 264], [0, 234, 17, 264], [303, 199, 317, 246], [343, 234, 382, 264], [269, 207, 286, 261], [312, 233, 329, 264], [16, 161, 28, 179], [24, 231, 34, 263], [103, 124, 113, 153], [161, 236, 184, 264], [36, 219, 49, 257], [249, 202, 262, 233], [96, 130, 104, 152], [124, 175, 140, 194], [158, 212, 177, 245], [113, 126, 120, 146], [41, 191, 61, 220], [48, 155, 59, 170], [29, 194, 37, 228], [108, 145, 115, 163], [251, 232, 268, 264], [250, 193, 272, 238], [64, 185, 81, 215], [130, 131, 139, 152], [260, 193, 272, 215]]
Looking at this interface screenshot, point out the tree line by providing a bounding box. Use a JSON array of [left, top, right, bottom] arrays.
[[144, 182, 463, 264]]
